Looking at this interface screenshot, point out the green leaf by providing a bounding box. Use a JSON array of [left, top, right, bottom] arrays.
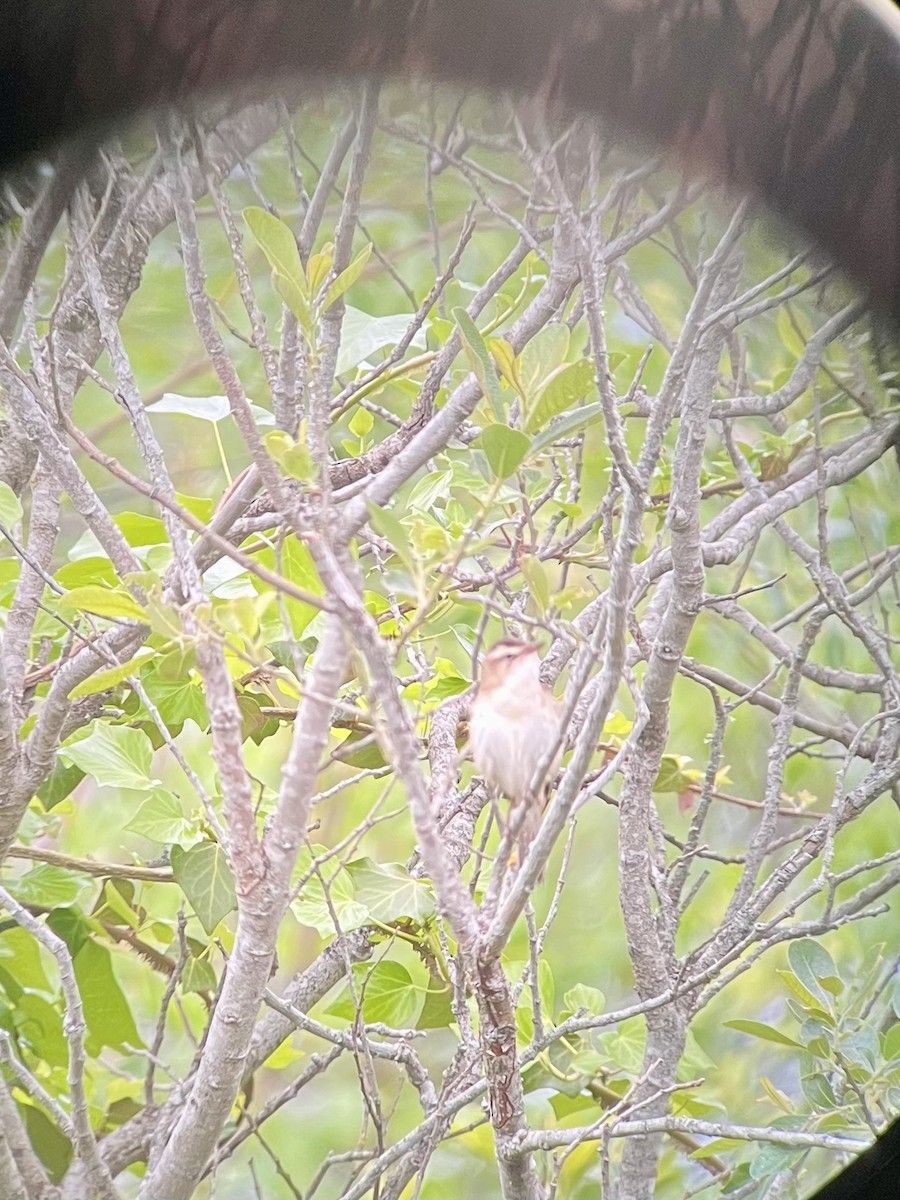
[[147, 392, 230, 422], [366, 502, 418, 578], [671, 1091, 727, 1119], [142, 665, 209, 730], [777, 969, 826, 1011], [346, 859, 436, 923], [9, 866, 89, 909], [326, 962, 367, 1019], [525, 359, 595, 433], [679, 1028, 718, 1078], [348, 406, 375, 439], [322, 242, 372, 310], [788, 939, 843, 1002], [479, 423, 530, 479], [568, 1045, 607, 1078], [749, 1137, 804, 1181], [801, 1070, 837, 1109], [59, 723, 155, 790], [777, 304, 807, 360], [329, 961, 420, 1027], [555, 583, 592, 611], [725, 1019, 802, 1049], [292, 864, 369, 938], [306, 244, 334, 296], [0, 927, 51, 994], [46, 908, 92, 957], [19, 1102, 72, 1184], [74, 938, 142, 1051], [244, 207, 307, 291], [170, 843, 237, 935], [599, 1015, 646, 1074], [882, 1021, 900, 1062], [407, 470, 451, 513], [262, 1038, 305, 1071], [331, 729, 386, 769], [604, 710, 633, 738], [548, 1095, 598, 1124], [37, 760, 86, 811], [689, 1138, 745, 1158], [127, 792, 191, 843], [14, 993, 68, 1065], [528, 399, 606, 457], [653, 754, 701, 795], [69, 649, 154, 699], [182, 954, 217, 994], [518, 324, 570, 394], [417, 977, 454, 1029], [257, 536, 325, 638], [723, 1164, 752, 1193], [427, 672, 470, 700], [116, 512, 168, 547], [0, 480, 23, 528], [454, 307, 505, 420], [274, 266, 314, 328], [336, 308, 419, 374], [176, 493, 215, 523], [519, 553, 550, 613], [58, 585, 146, 623], [54, 556, 117, 589], [360, 961, 420, 1025], [98, 880, 140, 929], [425, 657, 470, 702], [148, 395, 272, 428], [841, 1027, 879, 1073], [264, 429, 315, 482], [796, 1014, 834, 1058], [537, 958, 555, 1017], [562, 983, 606, 1016], [244, 207, 312, 329], [488, 337, 525, 398]]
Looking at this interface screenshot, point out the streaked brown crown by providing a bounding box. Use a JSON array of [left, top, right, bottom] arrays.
[[478, 640, 538, 691]]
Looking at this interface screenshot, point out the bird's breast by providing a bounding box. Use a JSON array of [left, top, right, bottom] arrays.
[[469, 697, 563, 801]]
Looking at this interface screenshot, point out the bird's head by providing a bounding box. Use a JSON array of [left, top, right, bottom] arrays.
[[477, 639, 540, 693]]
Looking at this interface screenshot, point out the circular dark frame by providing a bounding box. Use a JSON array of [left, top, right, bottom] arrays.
[[3, 0, 900, 324], [1, 4, 898, 1196]]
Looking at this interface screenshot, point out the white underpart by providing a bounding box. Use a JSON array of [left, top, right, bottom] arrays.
[[469, 653, 563, 802]]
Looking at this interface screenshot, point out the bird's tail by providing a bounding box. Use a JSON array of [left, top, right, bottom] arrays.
[[512, 790, 549, 882]]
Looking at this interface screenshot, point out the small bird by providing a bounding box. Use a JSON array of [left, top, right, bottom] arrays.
[[469, 640, 564, 868]]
